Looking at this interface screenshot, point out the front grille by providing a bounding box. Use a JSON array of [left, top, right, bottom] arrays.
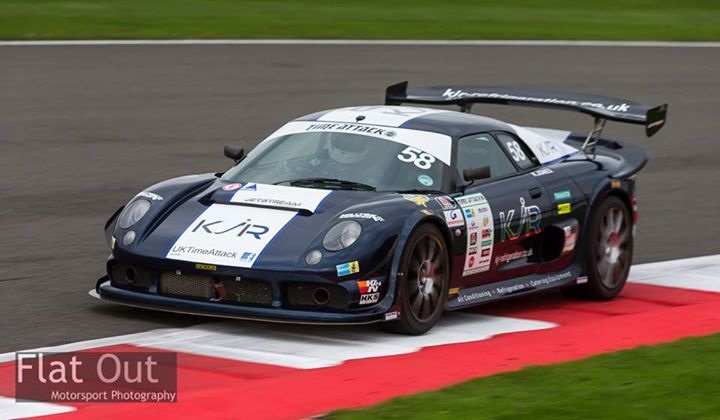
[[160, 272, 214, 299], [159, 272, 273, 306], [221, 278, 273, 306]]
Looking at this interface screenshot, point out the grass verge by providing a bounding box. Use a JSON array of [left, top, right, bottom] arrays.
[[327, 333, 720, 419], [0, 0, 719, 41]]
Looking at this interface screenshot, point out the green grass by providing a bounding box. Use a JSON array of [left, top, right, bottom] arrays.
[[327, 333, 720, 420], [0, 0, 719, 41]]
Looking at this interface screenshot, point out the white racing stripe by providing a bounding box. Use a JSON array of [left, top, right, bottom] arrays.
[[1, 40, 720, 47], [317, 106, 449, 128], [266, 120, 453, 165], [166, 203, 299, 268], [509, 124, 577, 164], [0, 396, 75, 418]]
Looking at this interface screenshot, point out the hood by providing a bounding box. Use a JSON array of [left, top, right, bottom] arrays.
[[117, 180, 420, 272]]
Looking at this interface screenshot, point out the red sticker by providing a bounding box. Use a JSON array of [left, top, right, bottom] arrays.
[[222, 183, 242, 191]]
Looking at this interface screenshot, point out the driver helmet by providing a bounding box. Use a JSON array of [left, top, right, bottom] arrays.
[[327, 135, 369, 165]]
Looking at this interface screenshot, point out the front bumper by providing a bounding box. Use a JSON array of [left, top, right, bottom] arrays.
[[96, 259, 394, 325]]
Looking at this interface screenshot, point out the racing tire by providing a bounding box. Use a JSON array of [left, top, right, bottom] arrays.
[[381, 223, 450, 335], [563, 195, 633, 300]]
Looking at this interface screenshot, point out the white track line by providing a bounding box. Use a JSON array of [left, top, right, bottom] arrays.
[[0, 396, 75, 419], [1, 40, 720, 47], [629, 253, 720, 292], [0, 314, 555, 368]]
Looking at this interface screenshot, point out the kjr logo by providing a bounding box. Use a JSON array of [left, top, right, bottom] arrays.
[[192, 219, 269, 239], [499, 197, 541, 241]]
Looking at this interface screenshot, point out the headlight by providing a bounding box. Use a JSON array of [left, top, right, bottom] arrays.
[[117, 199, 151, 229], [323, 221, 362, 251]]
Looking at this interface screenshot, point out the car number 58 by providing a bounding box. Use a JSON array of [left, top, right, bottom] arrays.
[[506, 141, 527, 162], [397, 146, 435, 169]]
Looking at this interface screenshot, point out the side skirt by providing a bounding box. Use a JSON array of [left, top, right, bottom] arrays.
[[447, 265, 584, 310]]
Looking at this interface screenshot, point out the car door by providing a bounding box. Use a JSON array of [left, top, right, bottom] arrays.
[[453, 132, 552, 289]]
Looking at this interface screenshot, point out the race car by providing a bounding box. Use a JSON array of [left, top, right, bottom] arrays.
[[95, 82, 667, 334]]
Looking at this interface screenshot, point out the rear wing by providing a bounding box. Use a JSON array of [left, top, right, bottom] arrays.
[[385, 81, 668, 139]]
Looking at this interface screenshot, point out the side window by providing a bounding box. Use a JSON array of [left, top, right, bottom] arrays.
[[495, 132, 536, 170], [457, 133, 516, 180]]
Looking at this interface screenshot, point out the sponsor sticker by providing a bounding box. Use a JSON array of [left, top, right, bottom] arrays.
[[136, 191, 163, 201], [576, 276, 589, 284], [359, 294, 380, 305], [531, 168, 553, 177], [195, 263, 216, 271], [495, 249, 533, 265], [557, 202, 572, 215], [384, 311, 399, 321], [222, 183, 242, 192], [357, 279, 381, 294], [339, 213, 385, 222], [239, 252, 257, 263], [358, 279, 382, 305], [230, 183, 332, 212], [456, 192, 487, 207], [402, 194, 430, 207], [435, 196, 457, 210], [563, 225, 578, 253], [448, 287, 460, 295], [499, 197, 541, 241], [553, 190, 572, 202], [453, 271, 574, 306], [417, 174, 434, 186], [420, 209, 434, 216], [443, 209, 464, 227], [167, 204, 295, 268], [459, 194, 494, 276], [337, 261, 360, 277]]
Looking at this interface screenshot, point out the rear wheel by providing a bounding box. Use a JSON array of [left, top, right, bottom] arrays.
[[381, 224, 450, 335], [564, 195, 633, 300]]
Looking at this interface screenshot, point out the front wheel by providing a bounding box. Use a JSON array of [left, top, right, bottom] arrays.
[[381, 224, 450, 335], [564, 195, 633, 300]]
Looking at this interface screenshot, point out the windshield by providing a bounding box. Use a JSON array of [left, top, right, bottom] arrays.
[[222, 127, 450, 192]]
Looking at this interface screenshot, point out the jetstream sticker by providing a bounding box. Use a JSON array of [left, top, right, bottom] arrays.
[[166, 204, 297, 268], [229, 183, 332, 213]]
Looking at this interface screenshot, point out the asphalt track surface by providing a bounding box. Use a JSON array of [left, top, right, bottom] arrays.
[[1, 44, 719, 353]]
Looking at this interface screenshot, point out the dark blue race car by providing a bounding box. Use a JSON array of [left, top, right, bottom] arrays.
[[96, 82, 667, 334]]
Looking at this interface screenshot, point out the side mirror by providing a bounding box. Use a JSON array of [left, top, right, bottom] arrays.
[[223, 144, 245, 163], [463, 166, 491, 182]]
